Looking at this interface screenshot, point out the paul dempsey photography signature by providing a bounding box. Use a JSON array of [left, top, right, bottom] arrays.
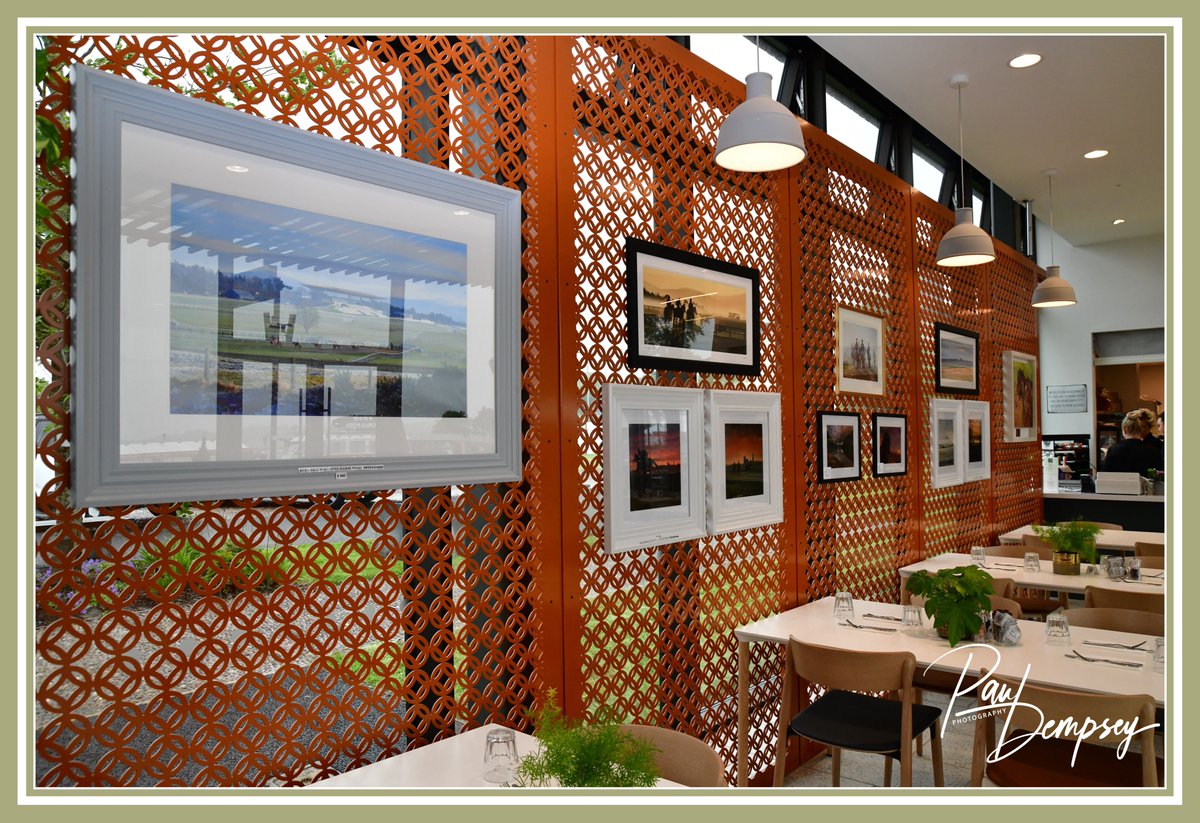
[[928, 644, 1160, 766]]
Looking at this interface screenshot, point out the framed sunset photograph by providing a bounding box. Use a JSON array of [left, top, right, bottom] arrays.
[[816, 411, 861, 484], [706, 391, 783, 535], [837, 307, 885, 395], [963, 400, 991, 481], [934, 323, 980, 394], [603, 384, 706, 553], [930, 398, 964, 488], [871, 413, 907, 477], [1003, 350, 1038, 442], [625, 237, 760, 375]]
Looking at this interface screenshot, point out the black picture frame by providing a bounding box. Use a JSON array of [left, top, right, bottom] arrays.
[[625, 236, 761, 375], [871, 413, 908, 477], [934, 323, 981, 394], [816, 410, 861, 484]]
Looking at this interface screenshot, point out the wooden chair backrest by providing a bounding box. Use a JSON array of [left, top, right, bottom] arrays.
[[986, 543, 1051, 561], [1056, 521, 1123, 531], [786, 637, 915, 695], [1135, 555, 1165, 570], [988, 594, 1023, 620], [989, 577, 1015, 599], [1064, 607, 1164, 636], [1021, 534, 1053, 551], [1134, 541, 1165, 559], [1084, 586, 1165, 614], [616, 724, 727, 787]]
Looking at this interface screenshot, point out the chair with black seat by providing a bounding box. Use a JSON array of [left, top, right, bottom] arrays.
[[616, 724, 727, 787], [772, 638, 943, 788], [970, 678, 1160, 787], [1084, 585, 1164, 614], [1064, 606, 1164, 636]]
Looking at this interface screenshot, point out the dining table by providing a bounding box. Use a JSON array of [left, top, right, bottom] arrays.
[[306, 723, 684, 789], [732, 596, 1166, 787], [897, 552, 1166, 600], [999, 525, 1166, 554]]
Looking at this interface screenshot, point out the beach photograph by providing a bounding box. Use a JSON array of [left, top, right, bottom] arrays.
[[640, 265, 749, 356]]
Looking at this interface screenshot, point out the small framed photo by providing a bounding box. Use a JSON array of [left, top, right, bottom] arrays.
[[934, 323, 980, 394], [963, 400, 991, 482], [706, 390, 783, 535], [625, 237, 760, 375], [603, 384, 707, 553], [816, 411, 861, 484], [930, 398, 964, 488], [871, 413, 907, 477], [837, 307, 885, 395], [1003, 351, 1038, 442]]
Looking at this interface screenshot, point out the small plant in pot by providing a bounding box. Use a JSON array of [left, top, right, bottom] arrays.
[[904, 565, 995, 647], [1032, 519, 1101, 575]]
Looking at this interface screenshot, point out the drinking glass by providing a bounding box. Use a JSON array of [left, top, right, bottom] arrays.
[[483, 727, 519, 783], [970, 546, 987, 567], [1125, 557, 1142, 581], [1106, 556, 1126, 580], [832, 591, 855, 623], [1045, 612, 1071, 646], [1023, 552, 1042, 573], [901, 604, 925, 635], [1153, 637, 1165, 673]]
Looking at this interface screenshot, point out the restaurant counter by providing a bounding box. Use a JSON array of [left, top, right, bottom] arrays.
[[1043, 490, 1164, 531]]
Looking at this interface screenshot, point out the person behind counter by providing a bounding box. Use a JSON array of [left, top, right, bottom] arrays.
[[1100, 411, 1165, 476], [1134, 407, 1165, 455]]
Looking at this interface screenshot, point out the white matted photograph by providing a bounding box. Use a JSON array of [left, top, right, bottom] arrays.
[[963, 400, 991, 481], [603, 384, 707, 553], [706, 390, 783, 535], [929, 398, 964, 488], [836, 307, 885, 395]]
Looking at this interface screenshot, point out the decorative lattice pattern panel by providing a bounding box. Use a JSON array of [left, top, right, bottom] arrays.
[[34, 34, 554, 787]]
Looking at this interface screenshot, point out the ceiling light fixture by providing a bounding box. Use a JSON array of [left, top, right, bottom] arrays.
[[1112, 218, 1126, 226], [936, 75, 995, 267], [225, 164, 250, 173], [1084, 149, 1109, 159], [1031, 169, 1077, 309], [714, 36, 807, 173], [1008, 53, 1042, 69]]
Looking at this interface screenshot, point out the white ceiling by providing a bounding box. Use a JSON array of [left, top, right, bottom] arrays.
[[811, 34, 1166, 248]]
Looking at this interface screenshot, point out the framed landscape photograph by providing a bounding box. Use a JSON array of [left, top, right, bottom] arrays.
[[625, 237, 760, 375], [603, 384, 707, 553], [70, 67, 522, 505], [934, 323, 981, 394], [837, 307, 885, 395], [816, 411, 861, 484], [1003, 350, 1039, 442], [929, 398, 964, 488], [706, 391, 783, 535], [963, 400, 992, 481], [871, 413, 908, 477]]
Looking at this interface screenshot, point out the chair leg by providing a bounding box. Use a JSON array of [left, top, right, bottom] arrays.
[[883, 756, 892, 788], [930, 729, 944, 787], [900, 743, 913, 787], [772, 653, 794, 787], [914, 689, 924, 756], [831, 747, 841, 787]]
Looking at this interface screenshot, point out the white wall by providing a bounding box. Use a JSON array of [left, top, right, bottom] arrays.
[[1035, 226, 1165, 467]]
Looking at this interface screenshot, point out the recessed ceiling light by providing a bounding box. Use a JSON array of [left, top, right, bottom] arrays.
[[453, 209, 470, 216], [1009, 53, 1042, 69], [1112, 218, 1126, 225], [225, 164, 250, 173], [1084, 149, 1109, 159]]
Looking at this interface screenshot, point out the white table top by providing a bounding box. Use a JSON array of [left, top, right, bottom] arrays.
[[999, 525, 1165, 552], [897, 552, 1165, 596], [307, 723, 684, 789], [734, 597, 1164, 707]]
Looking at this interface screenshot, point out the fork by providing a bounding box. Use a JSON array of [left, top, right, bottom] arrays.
[[1067, 649, 1143, 668], [1083, 639, 1148, 651], [1119, 577, 1163, 586], [845, 619, 897, 633], [862, 613, 902, 622]]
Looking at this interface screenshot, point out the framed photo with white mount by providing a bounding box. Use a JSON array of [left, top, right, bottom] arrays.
[[929, 398, 964, 488], [836, 307, 885, 395], [70, 67, 522, 506], [625, 237, 760, 375], [816, 411, 861, 484], [603, 384, 707, 553], [934, 323, 980, 394], [871, 413, 907, 477], [1003, 350, 1039, 442], [706, 391, 783, 535], [963, 400, 991, 482]]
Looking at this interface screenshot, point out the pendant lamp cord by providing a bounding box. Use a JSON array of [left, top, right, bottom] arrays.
[[755, 35, 761, 73], [957, 84, 966, 209], [1047, 174, 1056, 266]]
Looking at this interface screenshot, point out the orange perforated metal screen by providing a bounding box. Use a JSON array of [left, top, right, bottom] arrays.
[[32, 33, 1041, 788]]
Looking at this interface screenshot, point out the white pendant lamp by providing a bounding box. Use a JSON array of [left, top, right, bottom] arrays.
[[936, 75, 995, 267], [715, 38, 807, 173], [1031, 169, 1077, 308]]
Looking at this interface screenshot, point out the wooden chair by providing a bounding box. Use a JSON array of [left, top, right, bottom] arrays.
[[1135, 541, 1165, 559], [985, 543, 1051, 561], [773, 638, 943, 788], [1021, 534, 1053, 551], [988, 594, 1023, 619], [1064, 607, 1164, 636], [1084, 585, 1165, 614], [1136, 555, 1165, 570], [1057, 521, 1124, 531], [985, 546, 1063, 617], [617, 724, 726, 787], [970, 678, 1160, 787]]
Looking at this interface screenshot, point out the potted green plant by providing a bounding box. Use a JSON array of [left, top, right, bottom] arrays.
[[1032, 519, 1101, 574], [516, 691, 659, 787], [904, 565, 995, 647]]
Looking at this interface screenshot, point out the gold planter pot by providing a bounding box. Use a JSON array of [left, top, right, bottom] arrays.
[[1052, 550, 1081, 575]]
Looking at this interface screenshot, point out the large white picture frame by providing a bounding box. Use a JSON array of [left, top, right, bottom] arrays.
[[603, 384, 707, 553], [963, 400, 992, 482], [706, 391, 783, 535], [930, 398, 964, 489], [1003, 350, 1039, 442], [71, 67, 522, 505]]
